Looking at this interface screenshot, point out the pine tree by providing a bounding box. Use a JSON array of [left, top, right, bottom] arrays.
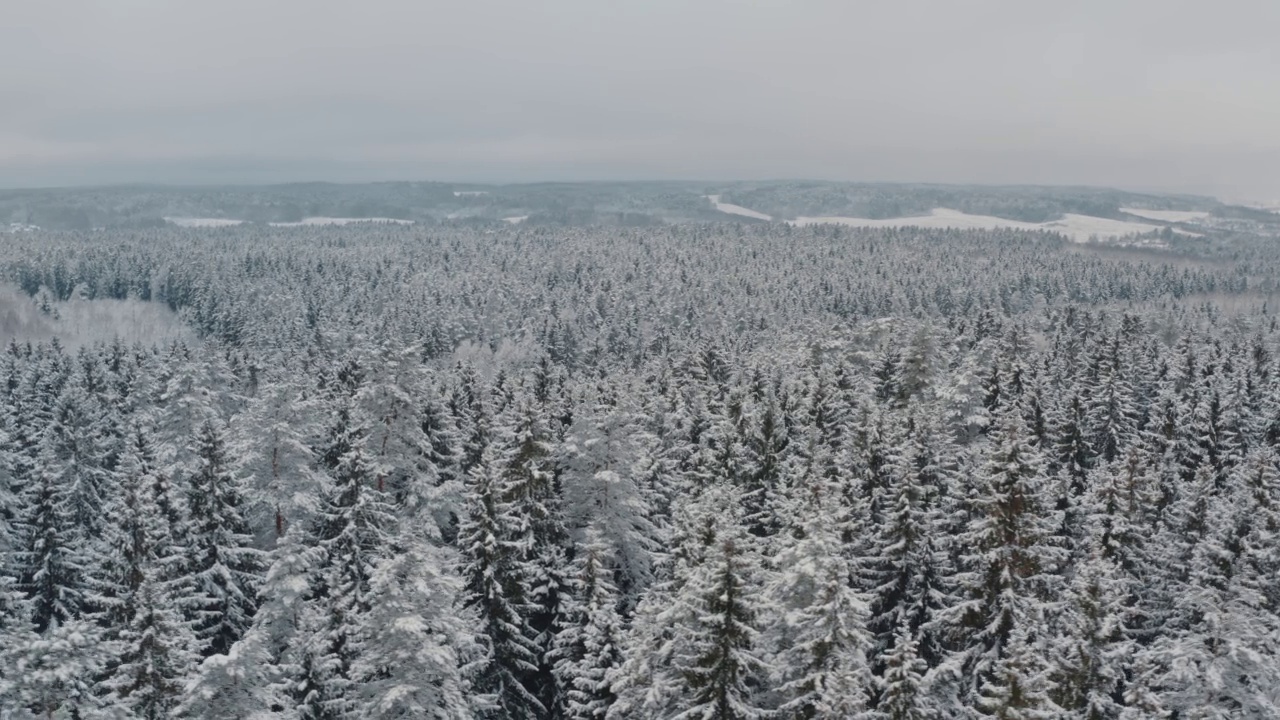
[[413, 386, 467, 543], [99, 567, 200, 718], [974, 624, 1059, 719], [1234, 448, 1280, 611], [231, 372, 319, 541], [769, 480, 873, 719], [866, 415, 954, 675], [1085, 337, 1139, 465], [1079, 449, 1160, 641], [14, 432, 91, 633], [91, 420, 174, 631], [1153, 468, 1280, 717], [4, 618, 117, 718], [458, 449, 545, 720], [186, 419, 265, 657], [952, 410, 1065, 708], [559, 395, 658, 603], [675, 503, 770, 720], [551, 527, 625, 720], [495, 392, 571, 717], [741, 395, 790, 540], [306, 397, 399, 718], [606, 492, 708, 720], [1052, 390, 1093, 552], [452, 362, 492, 477], [877, 618, 931, 720], [179, 528, 326, 718], [1049, 555, 1130, 720], [352, 535, 478, 719]]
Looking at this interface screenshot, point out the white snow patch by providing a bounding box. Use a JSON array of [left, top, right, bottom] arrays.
[[1044, 214, 1200, 240], [453, 190, 489, 197], [268, 217, 414, 227], [793, 208, 1043, 233], [503, 215, 529, 224], [707, 195, 772, 221], [1120, 207, 1211, 223], [0, 283, 193, 348], [164, 217, 244, 228], [4, 222, 41, 232], [791, 208, 1200, 243]]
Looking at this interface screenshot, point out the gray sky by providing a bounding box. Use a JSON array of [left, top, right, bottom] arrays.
[[3, 0, 1278, 200]]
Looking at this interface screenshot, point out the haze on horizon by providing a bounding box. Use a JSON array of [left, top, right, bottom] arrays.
[[3, 0, 1278, 201]]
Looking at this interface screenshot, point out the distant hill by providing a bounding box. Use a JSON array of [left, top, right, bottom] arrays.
[[0, 179, 1257, 231]]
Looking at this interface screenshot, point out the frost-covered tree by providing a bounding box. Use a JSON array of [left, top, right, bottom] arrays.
[[673, 498, 770, 720], [185, 419, 265, 657], [352, 538, 477, 719], [458, 448, 545, 720], [99, 567, 200, 718], [302, 396, 399, 718], [951, 409, 1065, 709], [551, 527, 625, 720], [769, 480, 873, 719], [877, 618, 932, 720]]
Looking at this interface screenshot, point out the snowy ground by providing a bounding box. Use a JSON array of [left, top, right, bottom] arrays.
[[268, 217, 414, 227], [503, 216, 529, 224], [1120, 208, 1211, 223], [707, 195, 772, 221], [453, 190, 489, 197], [789, 208, 1199, 243], [4, 223, 41, 232], [164, 217, 245, 227], [0, 283, 193, 348], [704, 195, 1202, 242]]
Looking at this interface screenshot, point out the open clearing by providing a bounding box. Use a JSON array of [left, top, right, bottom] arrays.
[[268, 217, 414, 227], [707, 195, 772, 221], [164, 217, 245, 227], [789, 208, 1199, 242], [1120, 208, 1211, 222]]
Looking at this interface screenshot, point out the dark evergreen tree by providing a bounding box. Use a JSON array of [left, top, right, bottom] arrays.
[[185, 419, 265, 657]]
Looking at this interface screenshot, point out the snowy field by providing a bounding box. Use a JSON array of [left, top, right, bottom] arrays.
[[164, 217, 245, 227], [453, 190, 489, 197], [504, 215, 529, 224], [1120, 208, 1211, 223], [268, 217, 414, 227], [0, 284, 193, 347], [705, 196, 1202, 243], [707, 195, 773, 221], [789, 208, 1198, 243]]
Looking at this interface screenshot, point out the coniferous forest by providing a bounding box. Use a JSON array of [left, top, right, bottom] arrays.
[[3, 217, 1280, 718]]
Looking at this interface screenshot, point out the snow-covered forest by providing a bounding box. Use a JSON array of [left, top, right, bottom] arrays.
[[3, 218, 1280, 718]]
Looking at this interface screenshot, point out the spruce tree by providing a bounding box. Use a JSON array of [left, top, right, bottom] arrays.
[[186, 419, 265, 657], [306, 397, 399, 718], [952, 410, 1064, 708], [1049, 555, 1130, 720], [866, 415, 954, 675], [551, 527, 625, 720], [458, 448, 545, 720], [769, 479, 873, 719], [675, 503, 770, 720], [974, 624, 1059, 720], [99, 567, 200, 719], [877, 617, 932, 720], [352, 536, 478, 719]]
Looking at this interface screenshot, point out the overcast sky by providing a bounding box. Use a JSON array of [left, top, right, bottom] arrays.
[[3, 0, 1278, 200]]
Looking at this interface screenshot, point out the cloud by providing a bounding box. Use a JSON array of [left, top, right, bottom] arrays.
[[2, 0, 1278, 199]]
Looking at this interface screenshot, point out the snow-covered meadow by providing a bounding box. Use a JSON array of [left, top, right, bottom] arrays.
[[267, 217, 414, 227], [790, 209, 1200, 243]]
